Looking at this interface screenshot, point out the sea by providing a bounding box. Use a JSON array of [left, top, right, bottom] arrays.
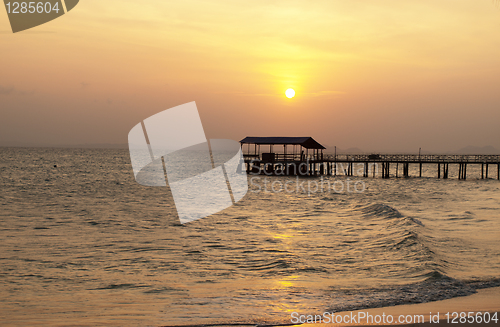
[[0, 147, 499, 326]]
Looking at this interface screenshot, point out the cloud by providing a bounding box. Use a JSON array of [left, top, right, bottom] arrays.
[[215, 90, 345, 97], [307, 90, 346, 97], [0, 86, 15, 95], [0, 85, 35, 96]]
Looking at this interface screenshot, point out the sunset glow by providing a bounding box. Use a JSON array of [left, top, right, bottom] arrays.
[[1, 1, 500, 152]]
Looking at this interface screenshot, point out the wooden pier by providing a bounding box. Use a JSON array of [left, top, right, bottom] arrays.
[[240, 137, 500, 180]]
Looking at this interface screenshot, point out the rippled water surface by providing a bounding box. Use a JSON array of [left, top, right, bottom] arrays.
[[0, 148, 499, 326]]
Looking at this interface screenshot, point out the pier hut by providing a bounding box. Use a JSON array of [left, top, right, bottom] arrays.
[[240, 136, 326, 175]]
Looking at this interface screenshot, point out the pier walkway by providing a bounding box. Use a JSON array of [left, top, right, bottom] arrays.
[[240, 137, 500, 180]]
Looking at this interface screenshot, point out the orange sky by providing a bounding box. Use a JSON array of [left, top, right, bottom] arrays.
[[1, 0, 500, 152]]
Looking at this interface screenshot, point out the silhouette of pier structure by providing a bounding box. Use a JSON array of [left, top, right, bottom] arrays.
[[240, 137, 500, 180]]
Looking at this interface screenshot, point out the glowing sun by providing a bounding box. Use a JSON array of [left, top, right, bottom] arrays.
[[285, 88, 295, 98]]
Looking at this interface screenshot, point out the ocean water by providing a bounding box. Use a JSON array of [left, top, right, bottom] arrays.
[[0, 147, 499, 326]]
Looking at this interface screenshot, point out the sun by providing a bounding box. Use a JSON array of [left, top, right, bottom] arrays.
[[285, 88, 295, 99]]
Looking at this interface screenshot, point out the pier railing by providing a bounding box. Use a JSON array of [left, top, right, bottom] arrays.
[[243, 153, 500, 163], [323, 154, 500, 163]]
